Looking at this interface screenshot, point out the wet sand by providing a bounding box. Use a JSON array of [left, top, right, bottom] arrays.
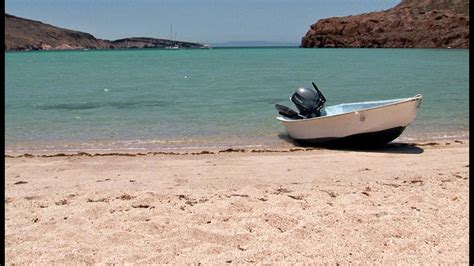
[[5, 140, 469, 264]]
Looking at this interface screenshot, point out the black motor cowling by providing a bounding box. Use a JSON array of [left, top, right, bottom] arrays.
[[290, 82, 326, 118], [275, 81, 326, 119]]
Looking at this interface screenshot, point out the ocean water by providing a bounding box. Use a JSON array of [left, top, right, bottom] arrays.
[[5, 48, 469, 153]]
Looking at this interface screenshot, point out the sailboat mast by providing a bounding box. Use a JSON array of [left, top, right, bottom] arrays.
[[167, 24, 178, 48], [170, 24, 173, 41]]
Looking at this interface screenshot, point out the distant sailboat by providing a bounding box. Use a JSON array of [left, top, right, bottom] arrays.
[[165, 24, 180, 49]]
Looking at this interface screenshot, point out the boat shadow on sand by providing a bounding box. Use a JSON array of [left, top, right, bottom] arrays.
[[277, 133, 424, 154]]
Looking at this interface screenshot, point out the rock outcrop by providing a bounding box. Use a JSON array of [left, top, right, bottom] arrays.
[[111, 37, 204, 49], [301, 0, 469, 48], [5, 14, 206, 51]]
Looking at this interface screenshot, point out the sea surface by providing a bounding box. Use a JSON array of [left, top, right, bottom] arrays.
[[5, 48, 469, 153]]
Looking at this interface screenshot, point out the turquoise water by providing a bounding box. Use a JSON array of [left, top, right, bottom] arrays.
[[5, 48, 469, 152]]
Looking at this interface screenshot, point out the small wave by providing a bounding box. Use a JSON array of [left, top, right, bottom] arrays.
[[398, 130, 469, 142], [246, 96, 290, 104], [36, 102, 100, 110], [35, 100, 169, 111]]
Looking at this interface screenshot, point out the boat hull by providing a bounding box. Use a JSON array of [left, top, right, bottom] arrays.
[[293, 126, 406, 147], [277, 95, 422, 147]]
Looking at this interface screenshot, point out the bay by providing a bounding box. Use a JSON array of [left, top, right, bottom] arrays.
[[5, 48, 469, 152]]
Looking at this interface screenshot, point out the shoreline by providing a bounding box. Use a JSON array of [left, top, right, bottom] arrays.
[[4, 138, 469, 158], [5, 127, 469, 156]]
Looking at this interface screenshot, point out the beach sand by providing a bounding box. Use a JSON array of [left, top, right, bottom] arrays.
[[5, 140, 469, 264]]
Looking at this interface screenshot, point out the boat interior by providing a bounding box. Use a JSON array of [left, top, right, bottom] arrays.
[[276, 97, 409, 121], [321, 98, 406, 116]]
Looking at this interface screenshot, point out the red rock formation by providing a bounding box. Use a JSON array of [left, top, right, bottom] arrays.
[[301, 0, 469, 48]]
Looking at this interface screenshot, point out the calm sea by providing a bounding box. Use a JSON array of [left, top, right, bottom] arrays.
[[5, 48, 469, 153]]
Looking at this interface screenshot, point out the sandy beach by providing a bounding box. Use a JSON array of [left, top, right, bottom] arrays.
[[5, 140, 469, 264]]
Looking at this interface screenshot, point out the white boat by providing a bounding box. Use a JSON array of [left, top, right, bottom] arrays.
[[275, 82, 423, 147]]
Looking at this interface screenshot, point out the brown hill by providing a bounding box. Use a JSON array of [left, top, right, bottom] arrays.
[[5, 14, 112, 51], [301, 0, 469, 48], [5, 14, 206, 51]]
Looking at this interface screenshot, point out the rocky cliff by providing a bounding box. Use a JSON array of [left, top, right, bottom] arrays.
[[301, 0, 469, 48], [5, 14, 206, 51]]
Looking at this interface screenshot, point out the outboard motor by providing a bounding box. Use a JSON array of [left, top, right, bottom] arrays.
[[275, 82, 326, 119]]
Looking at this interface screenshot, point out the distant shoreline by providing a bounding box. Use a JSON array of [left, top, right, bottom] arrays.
[[6, 46, 469, 53]]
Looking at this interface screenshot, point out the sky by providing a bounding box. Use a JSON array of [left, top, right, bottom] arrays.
[[5, 0, 401, 44]]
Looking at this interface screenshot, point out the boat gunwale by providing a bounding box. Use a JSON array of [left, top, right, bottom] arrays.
[[276, 94, 422, 123]]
